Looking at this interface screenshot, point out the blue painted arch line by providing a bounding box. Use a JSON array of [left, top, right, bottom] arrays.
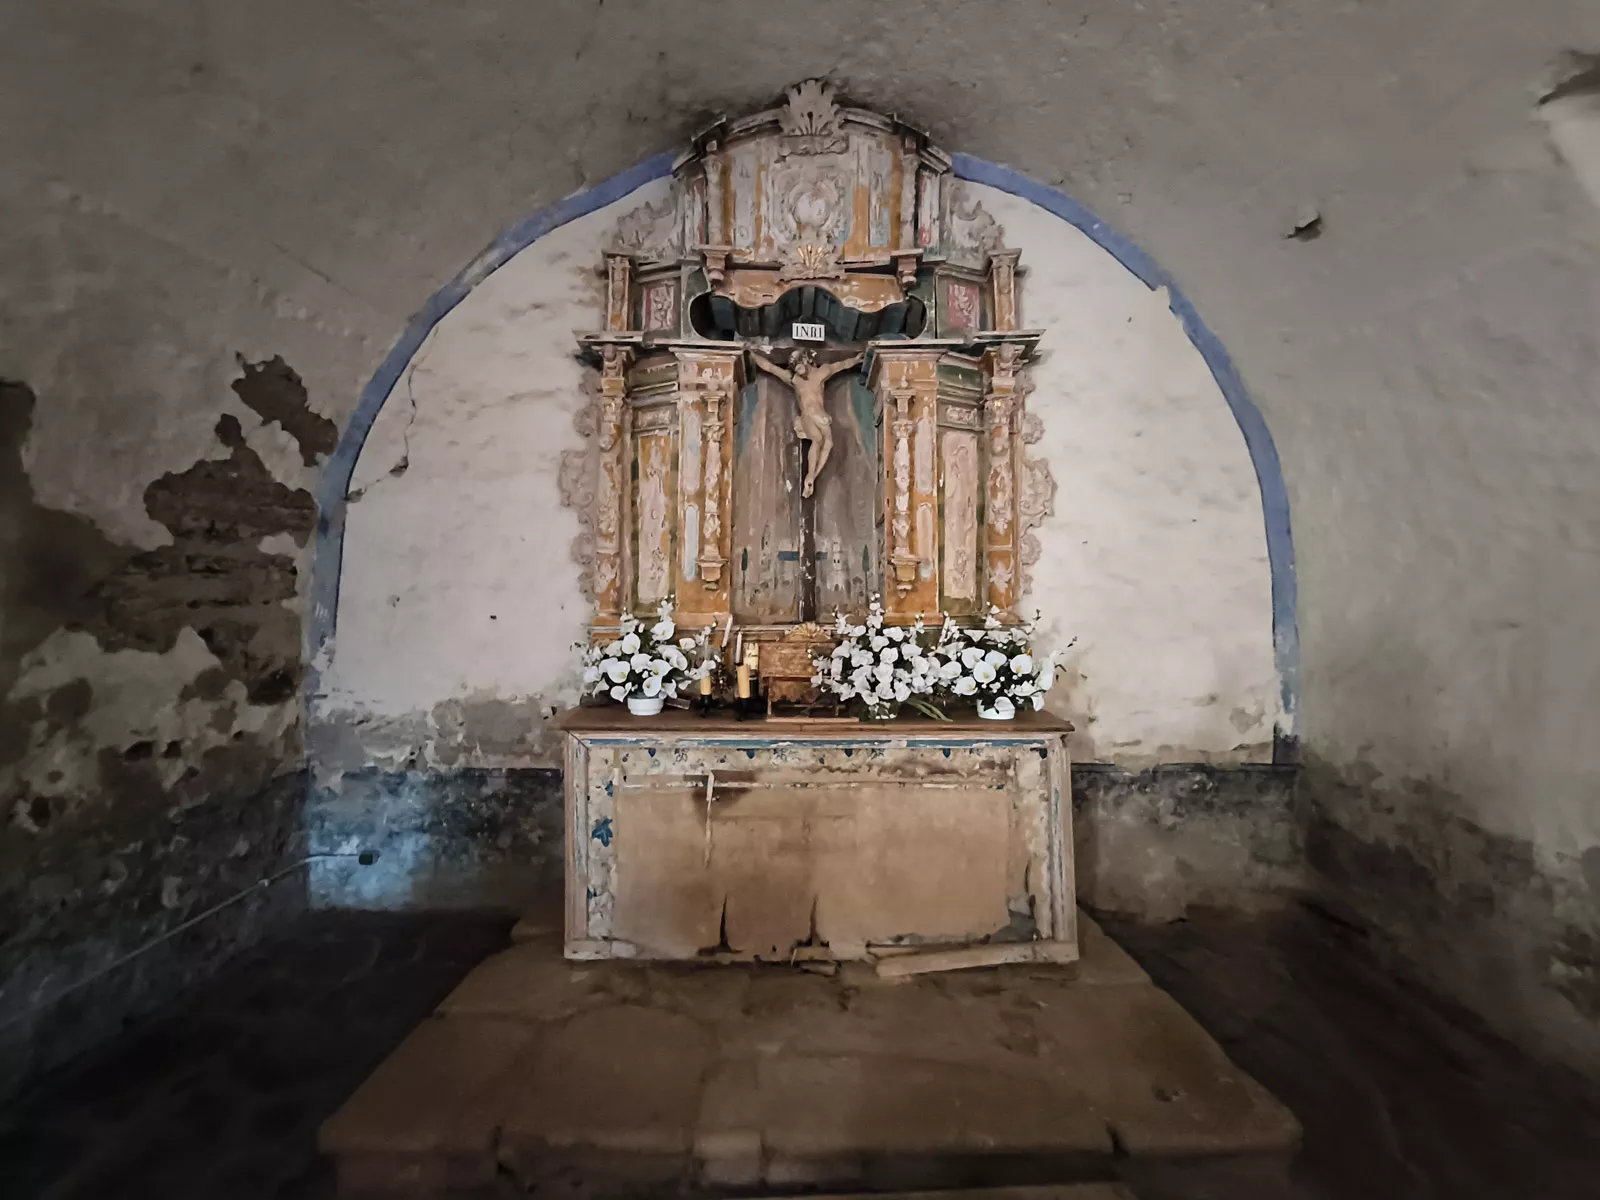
[[309, 152, 1299, 728]]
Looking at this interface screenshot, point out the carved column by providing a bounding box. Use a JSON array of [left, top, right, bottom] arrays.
[[889, 389, 917, 596], [703, 147, 726, 244], [697, 145, 734, 288], [594, 346, 633, 621], [604, 252, 635, 332], [988, 249, 1021, 333], [916, 165, 941, 249], [871, 348, 943, 619], [981, 342, 1026, 612], [898, 134, 918, 250], [698, 382, 727, 588], [672, 348, 739, 629]]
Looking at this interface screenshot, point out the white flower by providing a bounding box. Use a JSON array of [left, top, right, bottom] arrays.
[[630, 652, 653, 672], [989, 696, 1015, 717], [1036, 658, 1056, 692], [870, 635, 888, 651], [953, 676, 977, 696], [875, 680, 896, 700], [648, 657, 671, 676], [665, 648, 688, 671], [1032, 692, 1045, 710], [879, 646, 898, 664], [582, 665, 601, 685], [641, 675, 663, 697], [893, 681, 911, 702], [1010, 653, 1034, 676], [1014, 680, 1036, 697], [651, 619, 675, 642], [874, 662, 893, 684], [973, 661, 997, 684], [830, 657, 844, 679], [605, 639, 623, 656], [664, 680, 678, 698], [939, 659, 962, 681], [619, 632, 641, 654], [984, 649, 1007, 667], [832, 643, 850, 659], [604, 659, 631, 683], [850, 625, 866, 638], [678, 636, 697, 651], [851, 650, 873, 669], [961, 646, 984, 669], [886, 625, 905, 642], [609, 684, 628, 701]]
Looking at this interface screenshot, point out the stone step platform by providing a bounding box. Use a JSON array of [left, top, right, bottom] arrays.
[[319, 915, 1299, 1196]]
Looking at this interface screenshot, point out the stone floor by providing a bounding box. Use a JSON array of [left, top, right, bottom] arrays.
[[319, 913, 1300, 1195], [2, 904, 1599, 1199]]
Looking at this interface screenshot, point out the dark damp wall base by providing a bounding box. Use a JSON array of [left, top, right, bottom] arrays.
[[305, 762, 1305, 921], [1, 771, 307, 1098]]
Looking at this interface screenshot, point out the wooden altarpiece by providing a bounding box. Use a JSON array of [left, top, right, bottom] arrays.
[[558, 82, 1069, 967]]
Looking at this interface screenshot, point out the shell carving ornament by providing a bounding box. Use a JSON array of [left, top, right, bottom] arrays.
[[779, 78, 847, 154]]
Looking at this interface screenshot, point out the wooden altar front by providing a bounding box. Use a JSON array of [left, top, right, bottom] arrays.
[[560, 710, 1076, 965]]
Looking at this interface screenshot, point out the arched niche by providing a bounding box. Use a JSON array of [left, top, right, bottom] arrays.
[[312, 86, 1295, 769]]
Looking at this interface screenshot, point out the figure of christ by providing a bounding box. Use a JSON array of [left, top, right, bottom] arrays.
[[747, 347, 865, 498]]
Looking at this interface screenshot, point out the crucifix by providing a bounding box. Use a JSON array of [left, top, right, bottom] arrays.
[[747, 348, 865, 499], [747, 346, 865, 619]]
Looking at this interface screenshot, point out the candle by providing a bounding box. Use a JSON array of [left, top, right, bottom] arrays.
[[736, 664, 751, 699], [720, 613, 733, 647], [699, 672, 713, 696], [734, 631, 743, 663]]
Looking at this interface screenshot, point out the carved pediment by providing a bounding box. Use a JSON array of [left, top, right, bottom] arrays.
[[778, 79, 848, 155]]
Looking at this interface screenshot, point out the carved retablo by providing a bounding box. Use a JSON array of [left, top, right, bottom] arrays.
[[563, 80, 1056, 653]]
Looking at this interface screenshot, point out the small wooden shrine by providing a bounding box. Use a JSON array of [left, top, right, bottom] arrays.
[[563, 79, 1055, 650]]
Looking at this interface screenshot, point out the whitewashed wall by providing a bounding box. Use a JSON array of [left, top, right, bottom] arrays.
[[315, 179, 1279, 769]]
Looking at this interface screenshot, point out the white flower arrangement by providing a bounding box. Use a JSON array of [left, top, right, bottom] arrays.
[[580, 599, 710, 703], [929, 606, 1067, 718], [811, 597, 947, 719]]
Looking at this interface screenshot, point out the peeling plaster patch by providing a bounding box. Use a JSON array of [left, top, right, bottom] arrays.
[[79, 413, 315, 706], [243, 415, 319, 495], [0, 367, 320, 1086], [0, 381, 133, 700], [309, 693, 563, 778], [230, 355, 336, 467]]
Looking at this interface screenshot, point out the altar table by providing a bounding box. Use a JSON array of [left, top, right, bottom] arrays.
[[559, 709, 1076, 965]]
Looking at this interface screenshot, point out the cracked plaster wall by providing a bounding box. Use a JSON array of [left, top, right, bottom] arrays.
[[3, 0, 1600, 1071]]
